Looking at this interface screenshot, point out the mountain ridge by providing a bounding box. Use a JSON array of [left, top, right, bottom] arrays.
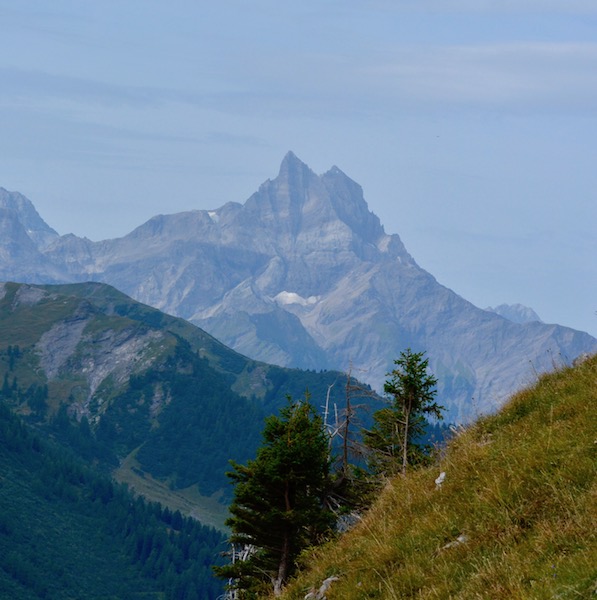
[[0, 155, 595, 421], [486, 302, 543, 324]]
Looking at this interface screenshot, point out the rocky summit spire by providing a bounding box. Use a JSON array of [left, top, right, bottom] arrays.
[[321, 164, 385, 244], [278, 150, 309, 172], [275, 151, 316, 196]]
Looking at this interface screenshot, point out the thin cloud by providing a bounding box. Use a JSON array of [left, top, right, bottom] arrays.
[[358, 42, 597, 113], [0, 67, 166, 108], [358, 0, 597, 14], [179, 42, 597, 117], [3, 37, 597, 120]]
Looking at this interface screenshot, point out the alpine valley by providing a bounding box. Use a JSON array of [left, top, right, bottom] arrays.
[[1, 152, 595, 422]]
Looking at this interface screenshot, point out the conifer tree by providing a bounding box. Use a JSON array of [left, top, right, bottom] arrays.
[[364, 349, 443, 476], [216, 395, 333, 598]]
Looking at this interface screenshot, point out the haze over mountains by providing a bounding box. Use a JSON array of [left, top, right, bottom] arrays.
[[1, 153, 595, 421]]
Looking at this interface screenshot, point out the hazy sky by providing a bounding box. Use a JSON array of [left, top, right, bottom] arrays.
[[1, 1, 596, 337]]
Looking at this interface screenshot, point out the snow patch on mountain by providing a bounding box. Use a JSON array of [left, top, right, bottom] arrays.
[[273, 291, 319, 307]]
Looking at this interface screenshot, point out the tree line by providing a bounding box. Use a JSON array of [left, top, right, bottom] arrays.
[[216, 348, 446, 598]]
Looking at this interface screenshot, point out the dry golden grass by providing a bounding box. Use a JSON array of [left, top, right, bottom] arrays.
[[280, 355, 597, 599]]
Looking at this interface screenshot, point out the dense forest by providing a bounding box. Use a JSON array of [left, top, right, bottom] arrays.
[[103, 340, 267, 497], [0, 398, 226, 600]]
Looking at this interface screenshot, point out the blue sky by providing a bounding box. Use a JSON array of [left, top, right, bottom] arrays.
[[1, 1, 596, 337]]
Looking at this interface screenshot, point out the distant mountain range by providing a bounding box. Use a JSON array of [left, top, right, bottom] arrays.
[[1, 153, 595, 421], [485, 303, 543, 324]]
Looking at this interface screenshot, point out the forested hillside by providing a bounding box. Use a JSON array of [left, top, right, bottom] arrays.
[[0, 281, 372, 522], [0, 399, 225, 599]]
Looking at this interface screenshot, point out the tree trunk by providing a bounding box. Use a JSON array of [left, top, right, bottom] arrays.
[[273, 480, 292, 596], [273, 533, 290, 596], [402, 407, 410, 475], [342, 375, 352, 475]]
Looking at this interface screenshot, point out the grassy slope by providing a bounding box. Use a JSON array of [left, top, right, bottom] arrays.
[[113, 446, 230, 530], [281, 355, 597, 599]]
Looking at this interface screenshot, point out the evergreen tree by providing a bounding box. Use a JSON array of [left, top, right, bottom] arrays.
[[216, 395, 333, 598], [2, 373, 11, 399], [364, 349, 444, 476]]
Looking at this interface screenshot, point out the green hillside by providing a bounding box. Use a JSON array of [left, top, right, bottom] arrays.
[[0, 281, 368, 526], [0, 399, 225, 600], [280, 355, 597, 599]]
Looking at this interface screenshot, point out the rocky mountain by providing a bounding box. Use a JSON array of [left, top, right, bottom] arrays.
[[1, 154, 596, 422], [0, 188, 63, 282], [486, 303, 543, 324], [0, 187, 59, 250]]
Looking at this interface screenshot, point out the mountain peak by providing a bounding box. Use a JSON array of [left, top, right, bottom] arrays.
[[327, 165, 346, 177], [280, 150, 305, 167], [277, 151, 315, 183], [0, 187, 59, 249], [486, 303, 543, 324]]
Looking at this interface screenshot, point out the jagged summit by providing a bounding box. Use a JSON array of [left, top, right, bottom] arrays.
[[321, 164, 385, 245], [278, 150, 312, 174], [274, 151, 317, 202], [254, 153, 385, 247], [241, 153, 389, 252], [0, 187, 59, 249]]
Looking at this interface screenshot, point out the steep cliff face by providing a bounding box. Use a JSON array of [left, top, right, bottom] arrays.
[[0, 189, 64, 282], [0, 282, 171, 418], [0, 187, 59, 250], [37, 309, 167, 417], [1, 156, 596, 421]]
